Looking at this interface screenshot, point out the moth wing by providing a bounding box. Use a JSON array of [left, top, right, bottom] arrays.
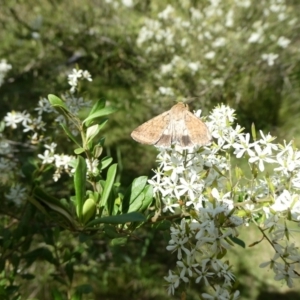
[[131, 111, 170, 145], [184, 111, 212, 146]]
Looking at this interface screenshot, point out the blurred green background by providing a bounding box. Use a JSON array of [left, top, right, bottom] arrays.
[[1, 0, 300, 299]]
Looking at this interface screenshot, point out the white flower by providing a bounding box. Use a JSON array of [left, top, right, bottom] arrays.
[[232, 133, 257, 158], [68, 69, 83, 81], [190, 7, 203, 20], [235, 0, 251, 7], [275, 144, 300, 175], [5, 184, 27, 206], [82, 70, 92, 81], [202, 285, 235, 300], [23, 116, 46, 132], [4, 111, 23, 129], [258, 131, 278, 154], [0, 59, 12, 72], [35, 98, 54, 115], [54, 154, 74, 170], [162, 197, 180, 213], [212, 37, 226, 47], [248, 31, 263, 43], [148, 169, 167, 195], [271, 190, 297, 212], [262, 53, 279, 66], [225, 9, 234, 27], [204, 51, 215, 60], [67, 69, 92, 92], [248, 144, 276, 172], [158, 5, 174, 20], [270, 4, 282, 12], [45, 142, 57, 153], [157, 86, 174, 96], [177, 175, 199, 200], [38, 149, 55, 164], [195, 265, 213, 285], [167, 232, 190, 260], [160, 63, 173, 74], [274, 264, 299, 288], [277, 36, 291, 48], [211, 78, 224, 86], [164, 270, 180, 295], [187, 62, 201, 73], [121, 0, 133, 7]]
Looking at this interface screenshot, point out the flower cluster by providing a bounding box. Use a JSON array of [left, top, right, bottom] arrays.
[[1, 69, 93, 195], [149, 104, 300, 297], [68, 69, 92, 93], [135, 1, 297, 106]]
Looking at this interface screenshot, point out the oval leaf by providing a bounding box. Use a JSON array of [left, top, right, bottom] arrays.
[[86, 212, 146, 226]]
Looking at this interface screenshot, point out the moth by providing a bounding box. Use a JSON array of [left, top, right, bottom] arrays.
[[131, 102, 212, 149]]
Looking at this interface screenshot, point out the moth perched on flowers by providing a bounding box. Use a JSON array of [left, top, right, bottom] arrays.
[[131, 102, 212, 149]]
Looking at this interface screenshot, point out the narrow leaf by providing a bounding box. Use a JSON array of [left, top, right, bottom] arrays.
[[83, 107, 117, 126], [88, 99, 106, 116], [100, 156, 113, 170], [86, 212, 146, 227], [229, 235, 246, 248], [61, 123, 81, 147], [99, 163, 117, 209], [33, 187, 74, 226], [74, 156, 87, 221]]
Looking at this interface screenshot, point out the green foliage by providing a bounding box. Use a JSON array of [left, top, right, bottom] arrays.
[[1, 0, 300, 298], [0, 94, 155, 299]]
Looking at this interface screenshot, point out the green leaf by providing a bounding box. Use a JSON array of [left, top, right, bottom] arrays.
[[74, 147, 85, 154], [82, 198, 96, 224], [61, 123, 81, 147], [86, 212, 146, 226], [88, 99, 106, 116], [74, 156, 87, 221], [122, 176, 148, 213], [100, 156, 113, 170], [127, 193, 144, 213], [33, 187, 74, 227], [93, 144, 103, 158], [86, 120, 108, 145], [111, 237, 128, 246], [48, 94, 68, 110], [83, 106, 117, 126], [48, 94, 74, 121], [228, 235, 246, 248], [86, 124, 100, 143], [139, 185, 153, 212], [99, 163, 117, 210], [251, 122, 257, 141]]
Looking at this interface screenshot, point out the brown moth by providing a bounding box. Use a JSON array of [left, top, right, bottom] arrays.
[[131, 102, 212, 148]]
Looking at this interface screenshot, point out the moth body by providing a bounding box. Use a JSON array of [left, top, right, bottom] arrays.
[[131, 102, 211, 149]]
